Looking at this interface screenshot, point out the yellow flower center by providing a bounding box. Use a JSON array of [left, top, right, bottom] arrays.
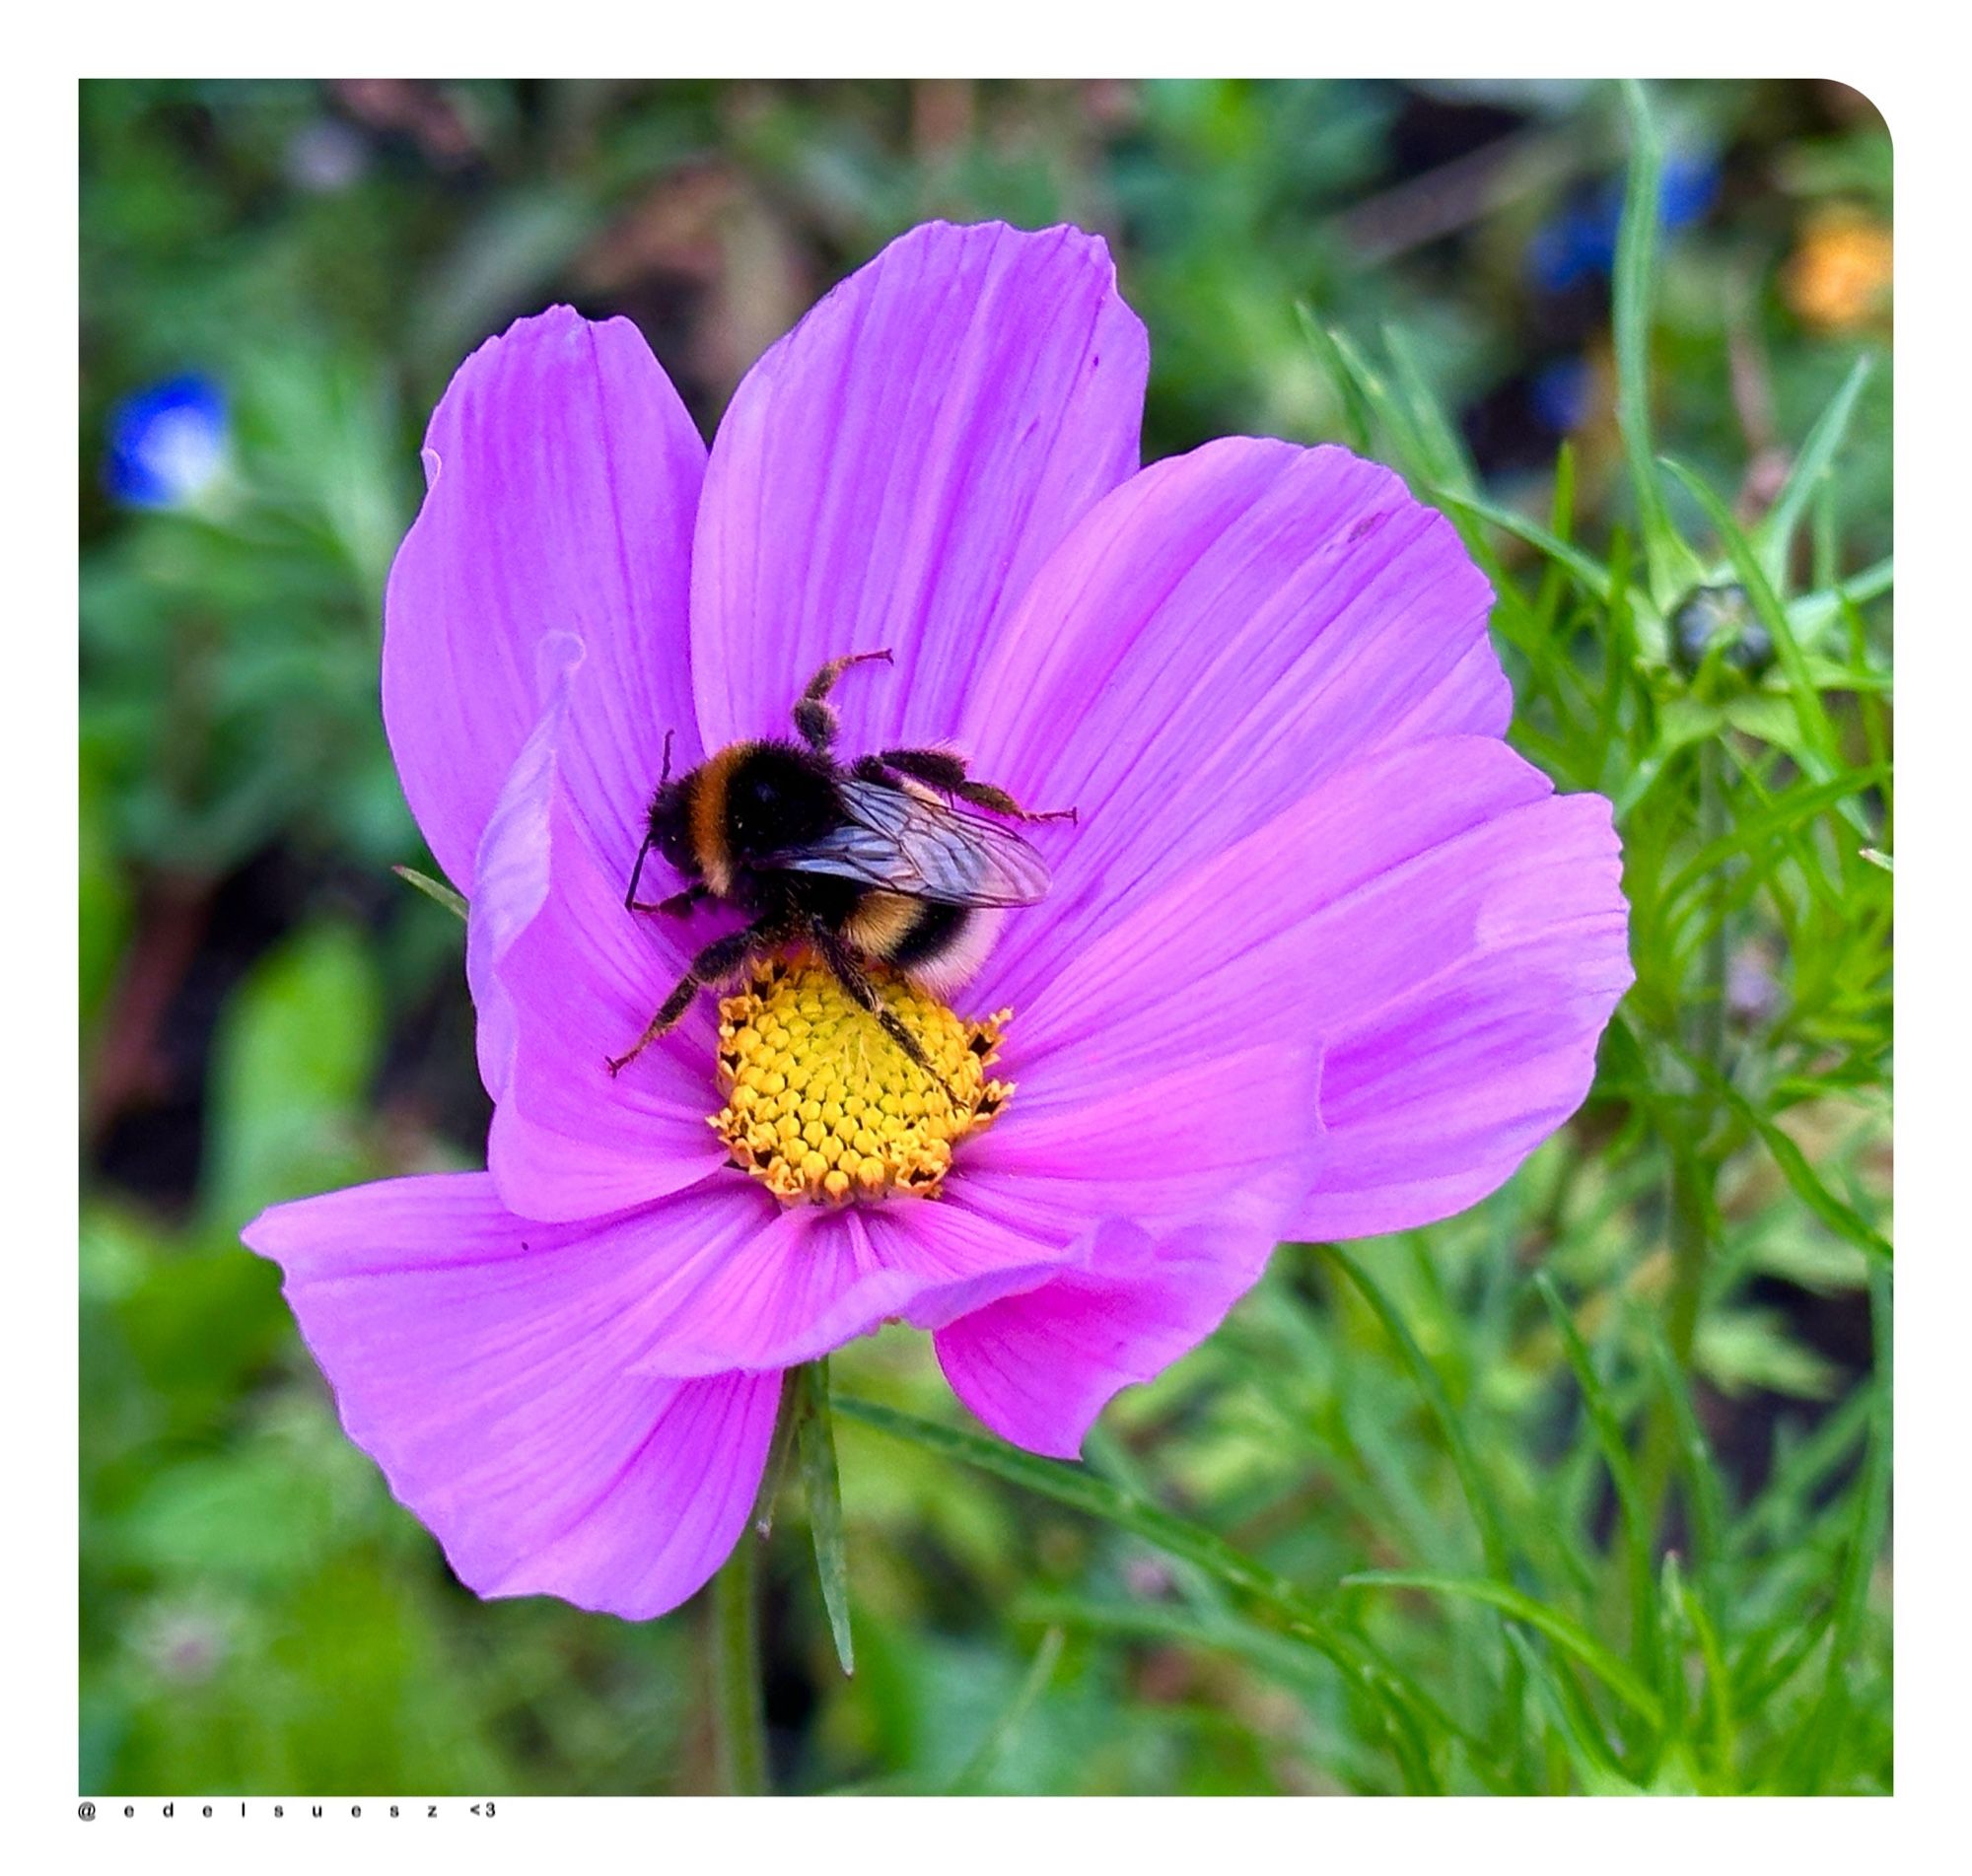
[[708, 952, 1012, 1207]]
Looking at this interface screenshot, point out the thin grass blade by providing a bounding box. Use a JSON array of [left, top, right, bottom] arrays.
[[1343, 1571, 1664, 1728], [1612, 80, 1703, 604], [391, 864, 466, 922], [1752, 356, 1873, 589]]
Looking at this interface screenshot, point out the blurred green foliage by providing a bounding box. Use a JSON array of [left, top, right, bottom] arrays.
[[80, 79, 1890, 1794]]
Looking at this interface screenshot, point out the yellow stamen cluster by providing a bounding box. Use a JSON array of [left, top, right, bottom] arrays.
[[709, 953, 1012, 1207]]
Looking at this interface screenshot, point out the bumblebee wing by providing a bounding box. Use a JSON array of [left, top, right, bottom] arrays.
[[770, 778, 1052, 907]]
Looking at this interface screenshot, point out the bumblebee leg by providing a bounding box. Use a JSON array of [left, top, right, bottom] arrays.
[[792, 648, 893, 752], [809, 923, 958, 1103], [629, 883, 709, 918], [870, 746, 1077, 823], [606, 922, 775, 1077], [623, 830, 659, 910]]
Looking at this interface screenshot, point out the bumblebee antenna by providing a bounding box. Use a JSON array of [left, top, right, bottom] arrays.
[[625, 730, 678, 912]]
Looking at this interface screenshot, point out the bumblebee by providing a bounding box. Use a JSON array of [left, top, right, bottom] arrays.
[[607, 651, 1070, 1088]]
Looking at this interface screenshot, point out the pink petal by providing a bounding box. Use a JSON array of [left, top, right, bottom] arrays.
[[935, 735, 1629, 1452], [1014, 731, 1629, 1235], [690, 221, 1148, 754], [1291, 809, 1634, 1238], [964, 1031, 1324, 1240], [242, 1174, 780, 1621], [960, 438, 1507, 1007], [625, 1190, 1083, 1380], [384, 307, 705, 893], [468, 679, 729, 1223], [935, 1217, 1271, 1460]]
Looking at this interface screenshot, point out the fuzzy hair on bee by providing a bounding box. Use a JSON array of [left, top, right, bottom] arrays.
[[606, 651, 1073, 1091]]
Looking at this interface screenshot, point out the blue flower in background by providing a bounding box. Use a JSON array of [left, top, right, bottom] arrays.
[[1530, 355, 1593, 433], [104, 373, 230, 509], [1527, 150, 1722, 294]]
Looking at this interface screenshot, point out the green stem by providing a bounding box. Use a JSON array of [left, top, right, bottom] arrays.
[[1673, 736, 1729, 1365], [1644, 737, 1729, 1536], [710, 1519, 768, 1794], [1694, 738, 1730, 1125]]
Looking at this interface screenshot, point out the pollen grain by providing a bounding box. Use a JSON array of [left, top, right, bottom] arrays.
[[709, 953, 1012, 1207]]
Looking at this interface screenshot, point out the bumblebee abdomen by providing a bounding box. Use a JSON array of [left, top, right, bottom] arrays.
[[884, 899, 965, 968], [843, 890, 926, 960], [863, 898, 1002, 997]]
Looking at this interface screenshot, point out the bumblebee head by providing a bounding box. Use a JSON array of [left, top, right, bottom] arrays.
[[646, 776, 701, 879]]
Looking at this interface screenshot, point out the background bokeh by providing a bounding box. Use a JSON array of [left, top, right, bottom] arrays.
[[80, 78, 1892, 1795]]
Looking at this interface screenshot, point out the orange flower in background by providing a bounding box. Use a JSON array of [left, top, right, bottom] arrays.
[[1783, 209, 1893, 334]]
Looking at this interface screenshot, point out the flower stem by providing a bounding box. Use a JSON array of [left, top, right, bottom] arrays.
[[710, 1522, 768, 1794], [1644, 737, 1729, 1539], [1672, 734, 1730, 1365]]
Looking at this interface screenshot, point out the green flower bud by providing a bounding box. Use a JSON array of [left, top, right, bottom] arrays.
[[1670, 583, 1775, 681]]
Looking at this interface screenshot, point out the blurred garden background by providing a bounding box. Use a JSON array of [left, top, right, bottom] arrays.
[[79, 78, 1892, 1795]]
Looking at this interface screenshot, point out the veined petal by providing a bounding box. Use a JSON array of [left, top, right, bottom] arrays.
[[934, 1216, 1272, 1460], [965, 1038, 1323, 1242], [1289, 788, 1633, 1240], [935, 735, 1629, 1450], [625, 1189, 1082, 1380], [384, 307, 705, 893], [242, 1174, 780, 1622], [923, 867, 1332, 1452], [469, 708, 730, 1222], [690, 221, 1148, 755], [961, 438, 1507, 1007], [1018, 732, 1628, 1233], [465, 629, 584, 1107]]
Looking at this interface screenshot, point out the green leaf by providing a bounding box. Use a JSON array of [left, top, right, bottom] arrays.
[[202, 923, 383, 1227], [1753, 356, 1873, 590], [79, 754, 133, 1035], [1734, 1387, 1874, 1559], [837, 1395, 1335, 1631], [750, 1369, 802, 1539], [392, 864, 467, 923], [1696, 1309, 1844, 1401], [1504, 1628, 1646, 1793], [1733, 1596, 1836, 1716], [1343, 1572, 1664, 1728], [1676, 1051, 1891, 1264], [843, 1390, 1362, 1624], [1661, 1553, 1736, 1786], [118, 1449, 337, 1583], [1295, 304, 1373, 453], [1317, 1245, 1513, 1578], [1434, 486, 1613, 601], [1658, 458, 1846, 785], [1534, 1274, 1658, 1665], [1384, 323, 1475, 495], [1293, 319, 1444, 509], [1828, 1269, 1893, 1671], [1612, 80, 1702, 604], [832, 1393, 1453, 1772], [1655, 1553, 1693, 1751], [948, 1626, 1064, 1794], [1787, 1265, 1891, 1791], [1658, 764, 1891, 916], [1640, 1320, 1726, 1597], [796, 1360, 855, 1676], [1013, 1593, 1403, 1790], [1788, 556, 1893, 648]]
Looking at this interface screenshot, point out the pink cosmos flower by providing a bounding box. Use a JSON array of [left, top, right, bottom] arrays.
[[243, 222, 1632, 1620]]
